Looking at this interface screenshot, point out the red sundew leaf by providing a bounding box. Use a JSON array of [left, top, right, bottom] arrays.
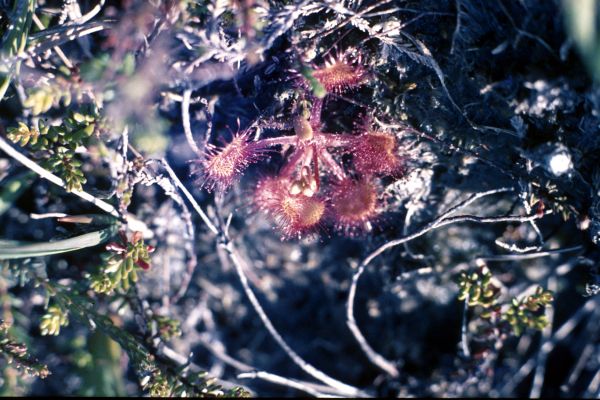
[[195, 130, 269, 193], [329, 178, 379, 236], [253, 176, 326, 239], [311, 56, 369, 94], [351, 132, 403, 177]]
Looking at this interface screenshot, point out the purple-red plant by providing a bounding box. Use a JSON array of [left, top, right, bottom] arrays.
[[194, 52, 406, 239]]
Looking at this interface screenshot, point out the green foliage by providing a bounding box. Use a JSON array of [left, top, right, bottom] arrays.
[[23, 82, 73, 116], [73, 331, 126, 397], [6, 106, 100, 192], [300, 66, 327, 99], [141, 368, 250, 398], [89, 231, 155, 294], [152, 315, 182, 342], [503, 286, 554, 336], [563, 0, 600, 81], [39, 304, 69, 336], [0, 320, 50, 379], [458, 268, 500, 308], [458, 266, 554, 335], [40, 281, 248, 397]]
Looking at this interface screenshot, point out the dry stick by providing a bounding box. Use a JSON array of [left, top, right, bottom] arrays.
[[460, 300, 470, 358], [0, 136, 120, 218], [159, 158, 219, 236], [584, 366, 600, 397], [237, 371, 341, 398], [72, 0, 106, 25], [221, 241, 368, 397], [184, 295, 335, 397], [181, 89, 202, 157], [478, 245, 583, 262], [450, 0, 463, 54], [347, 187, 531, 377]]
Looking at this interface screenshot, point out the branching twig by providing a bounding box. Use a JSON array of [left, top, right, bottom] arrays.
[[346, 187, 545, 377]]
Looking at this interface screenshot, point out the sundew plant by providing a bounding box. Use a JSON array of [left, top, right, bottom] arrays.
[[0, 0, 599, 397]]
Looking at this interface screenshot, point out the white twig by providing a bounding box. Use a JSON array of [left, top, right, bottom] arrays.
[[494, 239, 540, 253], [478, 245, 583, 262], [361, 211, 547, 269], [31, 14, 73, 68], [73, 0, 106, 25], [238, 371, 342, 398], [159, 158, 219, 236], [181, 89, 202, 157], [346, 263, 400, 378], [0, 136, 120, 218], [460, 300, 471, 358], [30, 212, 68, 219]]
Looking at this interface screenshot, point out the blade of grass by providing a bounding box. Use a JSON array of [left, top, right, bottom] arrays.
[[0, 225, 118, 260]]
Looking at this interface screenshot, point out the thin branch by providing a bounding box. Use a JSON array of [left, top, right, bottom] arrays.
[[478, 245, 583, 262], [361, 212, 547, 269], [0, 136, 120, 219], [460, 300, 471, 358], [181, 89, 202, 157], [31, 13, 73, 68], [494, 239, 540, 253], [174, 165, 366, 396], [238, 371, 342, 398], [346, 261, 400, 378], [159, 158, 219, 236], [450, 0, 463, 54], [72, 0, 106, 25]]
